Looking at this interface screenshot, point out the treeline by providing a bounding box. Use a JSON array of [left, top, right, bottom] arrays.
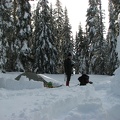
[[0, 0, 119, 75]]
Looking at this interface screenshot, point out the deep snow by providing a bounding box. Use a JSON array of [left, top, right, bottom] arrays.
[[0, 69, 120, 120]]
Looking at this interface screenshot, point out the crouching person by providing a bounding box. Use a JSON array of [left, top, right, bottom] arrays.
[[78, 74, 93, 86]]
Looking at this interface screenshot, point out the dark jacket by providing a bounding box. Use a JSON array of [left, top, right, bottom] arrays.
[[78, 74, 93, 86], [64, 58, 73, 76]]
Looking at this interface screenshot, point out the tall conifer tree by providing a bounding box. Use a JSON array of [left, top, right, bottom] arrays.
[[14, 0, 32, 71], [63, 7, 73, 55], [0, 0, 13, 72], [106, 0, 119, 75], [61, 7, 74, 73], [34, 0, 57, 73], [75, 24, 85, 73], [86, 0, 105, 74], [53, 0, 64, 73]]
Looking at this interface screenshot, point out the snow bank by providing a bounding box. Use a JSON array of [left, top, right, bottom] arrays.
[[107, 104, 120, 120], [111, 67, 120, 96], [0, 73, 120, 120], [28, 85, 106, 120], [0, 76, 44, 90]]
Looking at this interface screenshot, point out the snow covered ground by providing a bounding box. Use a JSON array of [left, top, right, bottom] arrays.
[[0, 69, 120, 120]]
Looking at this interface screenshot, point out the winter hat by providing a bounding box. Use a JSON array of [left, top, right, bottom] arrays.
[[68, 53, 72, 56]]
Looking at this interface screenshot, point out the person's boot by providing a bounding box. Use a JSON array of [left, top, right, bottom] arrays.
[[66, 80, 69, 86]]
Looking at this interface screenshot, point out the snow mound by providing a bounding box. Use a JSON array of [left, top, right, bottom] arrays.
[[0, 76, 44, 90], [111, 67, 120, 96]]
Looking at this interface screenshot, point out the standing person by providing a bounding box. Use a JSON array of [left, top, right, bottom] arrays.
[[64, 53, 74, 86]]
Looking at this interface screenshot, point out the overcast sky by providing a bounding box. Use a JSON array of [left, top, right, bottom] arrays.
[[30, 0, 109, 36], [49, 0, 109, 36]]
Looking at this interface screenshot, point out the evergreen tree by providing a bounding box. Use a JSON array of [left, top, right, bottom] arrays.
[[75, 24, 88, 74], [63, 7, 73, 57], [62, 7, 74, 72], [106, 0, 119, 75], [97, 0, 106, 74], [86, 0, 106, 74], [49, 4, 56, 35], [6, 0, 19, 72], [14, 0, 32, 71], [5, 0, 17, 72], [111, 0, 120, 21], [111, 0, 120, 44], [34, 0, 57, 73], [0, 0, 13, 72], [53, 0, 64, 73]]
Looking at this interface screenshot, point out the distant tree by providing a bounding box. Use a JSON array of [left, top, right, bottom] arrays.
[[63, 7, 73, 57], [93, 0, 106, 74], [62, 7, 74, 72], [53, 0, 64, 73], [34, 0, 57, 73], [86, 0, 106, 74], [49, 4, 56, 36], [75, 24, 88, 74]]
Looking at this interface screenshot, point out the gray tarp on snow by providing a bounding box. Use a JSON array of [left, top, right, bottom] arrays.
[[15, 72, 48, 87]]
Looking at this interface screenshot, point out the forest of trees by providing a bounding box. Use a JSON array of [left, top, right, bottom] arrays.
[[0, 0, 120, 75]]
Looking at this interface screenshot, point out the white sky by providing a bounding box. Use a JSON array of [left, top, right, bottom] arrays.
[[30, 0, 109, 36], [48, 0, 109, 36]]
